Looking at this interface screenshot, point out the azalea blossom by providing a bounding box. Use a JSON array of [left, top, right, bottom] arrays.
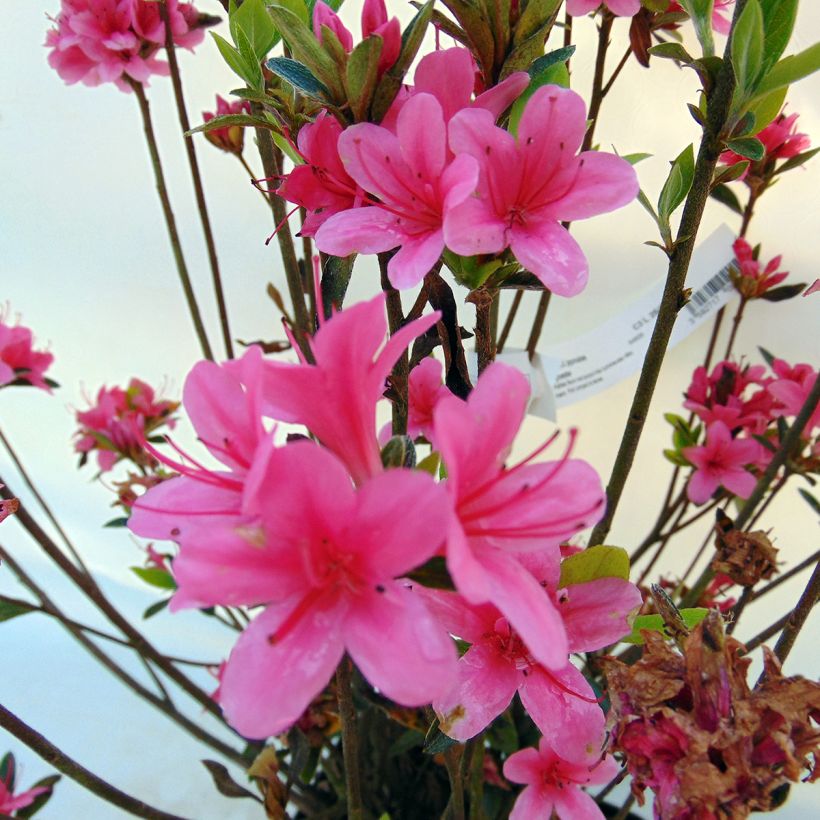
[[683, 421, 760, 504], [185, 440, 457, 737], [731, 237, 789, 299], [720, 110, 810, 168], [567, 0, 641, 17], [75, 378, 178, 473], [202, 95, 250, 155], [503, 736, 619, 820], [46, 0, 205, 91], [315, 93, 480, 289], [249, 293, 440, 483], [407, 357, 449, 441], [313, 0, 400, 76], [0, 310, 54, 392], [276, 111, 362, 237], [433, 362, 605, 668], [767, 360, 820, 434], [425, 563, 639, 743], [444, 85, 638, 296], [0, 753, 51, 815]]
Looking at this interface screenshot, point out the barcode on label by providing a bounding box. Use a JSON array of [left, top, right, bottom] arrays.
[[686, 263, 733, 313]]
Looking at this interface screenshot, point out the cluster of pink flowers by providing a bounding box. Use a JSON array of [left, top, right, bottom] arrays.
[[202, 95, 250, 155], [75, 378, 178, 473], [127, 294, 639, 816], [731, 237, 789, 299], [277, 46, 638, 294], [681, 357, 819, 504], [0, 310, 54, 392], [720, 109, 811, 169], [46, 0, 205, 91]]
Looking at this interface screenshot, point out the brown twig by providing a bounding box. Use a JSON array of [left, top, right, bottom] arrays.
[[472, 289, 497, 375], [752, 549, 820, 603], [525, 291, 551, 360], [769, 560, 820, 667], [336, 657, 364, 820], [379, 252, 409, 435], [581, 11, 614, 153], [129, 79, 214, 361], [160, 0, 233, 359]]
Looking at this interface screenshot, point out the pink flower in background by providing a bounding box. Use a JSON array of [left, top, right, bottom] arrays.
[[381, 47, 529, 131], [720, 110, 810, 167], [767, 361, 820, 433], [313, 0, 400, 75], [407, 358, 449, 441], [202, 95, 251, 155], [128, 348, 266, 542], [315, 93, 479, 289], [0, 754, 51, 815], [277, 111, 362, 237], [0, 311, 54, 392], [189, 441, 457, 737], [251, 294, 440, 484], [46, 0, 205, 91], [0, 487, 19, 526], [445, 85, 638, 296], [804, 279, 820, 296], [433, 362, 605, 669], [683, 421, 760, 504], [667, 0, 735, 33], [731, 237, 789, 299], [567, 0, 640, 17], [75, 378, 178, 473], [503, 736, 619, 820]]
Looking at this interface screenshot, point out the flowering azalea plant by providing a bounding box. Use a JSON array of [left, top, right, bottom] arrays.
[[2, 0, 819, 818]]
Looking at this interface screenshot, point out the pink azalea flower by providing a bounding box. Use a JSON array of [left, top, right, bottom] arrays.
[[315, 93, 480, 289], [46, 0, 204, 92], [503, 736, 619, 820], [567, 0, 641, 17], [75, 378, 178, 473], [313, 0, 400, 75], [804, 279, 820, 297], [380, 47, 529, 131], [0, 487, 19, 526], [202, 94, 251, 155], [0, 310, 54, 392], [767, 360, 820, 433], [181, 440, 457, 737], [433, 362, 605, 669], [128, 348, 267, 543], [683, 421, 761, 504], [424, 566, 639, 743], [250, 293, 440, 484], [0, 754, 51, 814], [444, 85, 638, 297], [731, 237, 789, 299], [407, 357, 449, 441], [720, 110, 810, 168], [276, 111, 362, 237]]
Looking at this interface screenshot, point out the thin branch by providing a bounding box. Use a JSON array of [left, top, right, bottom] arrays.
[[752, 549, 820, 602], [581, 11, 614, 153], [601, 46, 632, 99], [769, 560, 820, 667], [129, 79, 214, 361], [160, 0, 233, 359], [0, 702, 190, 820], [525, 290, 551, 360], [336, 657, 363, 820], [379, 252, 409, 435], [741, 610, 790, 654]]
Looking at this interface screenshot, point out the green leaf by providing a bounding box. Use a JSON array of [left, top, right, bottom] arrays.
[[143, 598, 170, 620], [15, 775, 61, 818], [621, 608, 709, 644], [346, 36, 383, 121], [406, 556, 455, 591], [232, 0, 279, 59], [774, 146, 820, 175], [274, 0, 310, 26], [753, 42, 820, 100], [759, 0, 798, 75], [757, 345, 777, 367], [0, 753, 14, 789], [743, 84, 787, 134], [710, 182, 744, 215], [513, 0, 561, 46], [528, 44, 575, 75], [130, 566, 177, 590], [679, 0, 716, 57], [267, 5, 344, 99], [509, 56, 570, 135], [266, 56, 330, 100], [388, 729, 425, 758], [271, 131, 303, 165], [380, 435, 416, 469], [423, 718, 458, 754], [234, 25, 264, 90], [648, 42, 694, 63], [798, 488, 820, 516], [187, 113, 277, 137], [0, 598, 36, 623], [212, 32, 254, 83], [658, 143, 695, 220], [726, 136, 765, 160], [622, 152, 653, 165], [758, 282, 807, 301], [416, 451, 441, 476], [103, 516, 129, 528], [712, 160, 749, 188], [558, 545, 630, 587], [731, 0, 765, 96]]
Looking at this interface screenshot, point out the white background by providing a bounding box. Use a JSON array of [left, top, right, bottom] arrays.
[[2, 1, 819, 817]]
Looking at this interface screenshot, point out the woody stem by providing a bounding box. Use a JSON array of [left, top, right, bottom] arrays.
[[336, 657, 364, 819]]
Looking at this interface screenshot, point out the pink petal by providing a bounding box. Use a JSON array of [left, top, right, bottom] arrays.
[[443, 195, 507, 257], [440, 153, 480, 210], [552, 786, 606, 820], [220, 597, 346, 738], [315, 206, 403, 257], [519, 665, 605, 754], [413, 47, 475, 122], [474, 72, 530, 118], [416, 589, 496, 644], [434, 644, 519, 740], [360, 0, 388, 36], [605, 0, 642, 16], [343, 583, 457, 705], [566, 0, 600, 14], [687, 469, 719, 504], [510, 785, 551, 820], [446, 520, 494, 603], [504, 747, 543, 784], [313, 1, 353, 51], [509, 220, 589, 297], [387, 229, 446, 289], [397, 93, 447, 181], [720, 467, 757, 499], [545, 152, 639, 222]]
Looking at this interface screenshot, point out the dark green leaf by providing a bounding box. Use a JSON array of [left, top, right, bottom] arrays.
[[758, 282, 807, 301], [754, 42, 820, 99], [621, 608, 709, 644], [439, 0, 494, 75], [103, 516, 129, 528], [231, 0, 278, 59], [528, 44, 575, 76], [759, 0, 798, 75], [743, 85, 787, 133], [774, 146, 820, 175], [407, 556, 455, 590], [0, 599, 36, 623], [16, 775, 61, 818], [130, 566, 177, 590], [201, 760, 261, 801], [186, 113, 278, 136], [266, 56, 331, 99], [757, 345, 777, 367], [712, 161, 750, 188], [423, 718, 458, 754], [658, 143, 695, 220], [212, 32, 254, 83], [731, 0, 765, 96], [346, 36, 383, 121], [679, 0, 715, 57], [380, 435, 416, 469], [388, 729, 425, 758], [725, 136, 765, 160], [0, 753, 14, 789], [143, 598, 170, 620], [513, 0, 561, 45], [798, 488, 820, 516], [648, 42, 694, 63], [710, 183, 744, 214]]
